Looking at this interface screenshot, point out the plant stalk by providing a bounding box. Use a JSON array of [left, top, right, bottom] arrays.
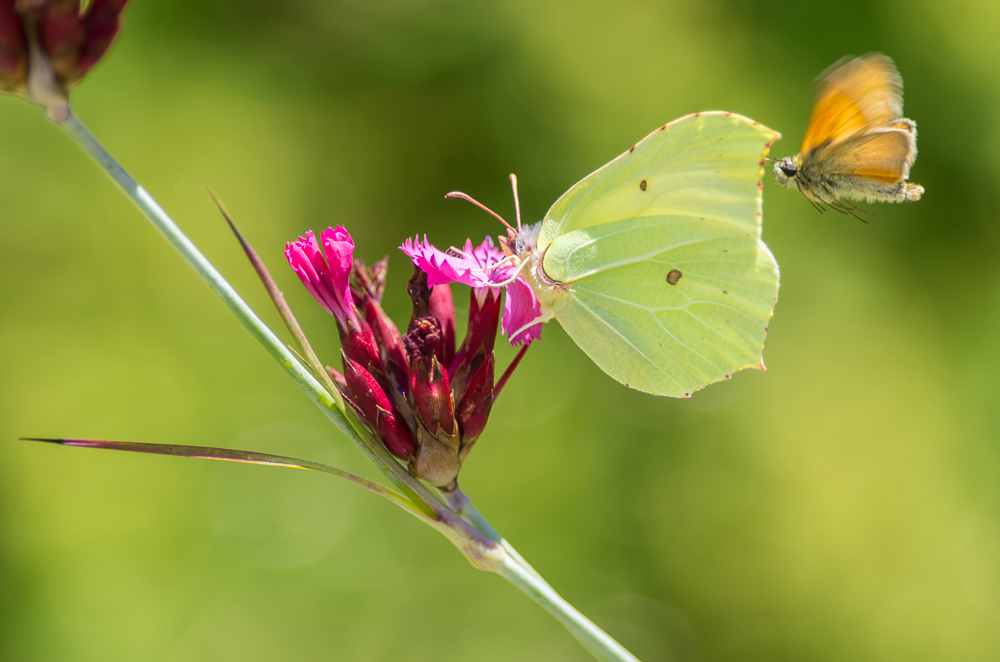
[[498, 553, 640, 662]]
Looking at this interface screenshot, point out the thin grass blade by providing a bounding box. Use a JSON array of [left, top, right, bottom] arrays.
[[207, 189, 343, 403], [20, 437, 423, 516]]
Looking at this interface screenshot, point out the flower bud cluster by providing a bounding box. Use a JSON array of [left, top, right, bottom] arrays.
[[286, 228, 502, 489], [0, 0, 128, 109]]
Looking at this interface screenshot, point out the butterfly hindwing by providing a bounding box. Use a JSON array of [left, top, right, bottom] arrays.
[[545, 216, 778, 396], [813, 125, 916, 184]]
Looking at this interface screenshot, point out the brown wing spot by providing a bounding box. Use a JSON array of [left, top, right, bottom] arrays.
[[629, 144, 635, 153], [639, 179, 647, 191], [666, 269, 682, 286]]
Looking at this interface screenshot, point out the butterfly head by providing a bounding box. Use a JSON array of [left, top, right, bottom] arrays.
[[772, 156, 799, 189], [508, 221, 541, 257]]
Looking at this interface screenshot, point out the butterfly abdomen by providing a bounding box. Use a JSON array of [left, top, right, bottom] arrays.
[[829, 175, 924, 203]]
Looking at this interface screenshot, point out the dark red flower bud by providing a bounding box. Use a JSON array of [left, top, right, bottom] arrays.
[[450, 288, 501, 401], [457, 353, 493, 450], [0, 2, 27, 92], [362, 298, 408, 387], [352, 256, 387, 305], [407, 265, 432, 323], [71, 0, 127, 77], [349, 256, 407, 390], [404, 317, 455, 436], [342, 355, 415, 459], [376, 410, 418, 461], [340, 316, 385, 378], [4, 0, 127, 107], [428, 283, 455, 369]]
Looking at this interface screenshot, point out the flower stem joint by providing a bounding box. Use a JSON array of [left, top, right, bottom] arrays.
[[287, 227, 535, 490]]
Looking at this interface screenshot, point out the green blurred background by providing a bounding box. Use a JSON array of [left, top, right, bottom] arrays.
[[2, 0, 999, 660]]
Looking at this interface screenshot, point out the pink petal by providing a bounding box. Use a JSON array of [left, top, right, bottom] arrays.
[[502, 276, 543, 347], [320, 226, 356, 319], [285, 231, 339, 318], [286, 227, 358, 326], [400, 236, 509, 288]]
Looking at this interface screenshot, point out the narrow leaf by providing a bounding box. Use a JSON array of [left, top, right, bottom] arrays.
[[20, 437, 423, 516], [207, 189, 343, 405]]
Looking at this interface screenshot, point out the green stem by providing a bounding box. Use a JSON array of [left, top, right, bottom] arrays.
[[55, 109, 641, 662], [497, 553, 640, 662]]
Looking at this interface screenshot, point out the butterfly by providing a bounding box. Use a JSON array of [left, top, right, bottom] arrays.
[[772, 54, 924, 218], [494, 112, 781, 397]]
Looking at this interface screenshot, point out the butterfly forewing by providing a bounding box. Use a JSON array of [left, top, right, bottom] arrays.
[[800, 54, 903, 155], [537, 113, 780, 252]]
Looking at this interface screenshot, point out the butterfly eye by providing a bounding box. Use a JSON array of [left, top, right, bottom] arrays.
[[780, 163, 797, 178]]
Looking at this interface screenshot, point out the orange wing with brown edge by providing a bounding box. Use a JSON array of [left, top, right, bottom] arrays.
[[800, 54, 904, 155], [816, 127, 915, 183]]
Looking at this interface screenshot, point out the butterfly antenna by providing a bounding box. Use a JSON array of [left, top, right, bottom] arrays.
[[509, 173, 523, 230], [444, 191, 515, 232]]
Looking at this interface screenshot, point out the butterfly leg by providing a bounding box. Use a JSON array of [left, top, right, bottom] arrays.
[[829, 199, 869, 223], [488, 255, 532, 287]]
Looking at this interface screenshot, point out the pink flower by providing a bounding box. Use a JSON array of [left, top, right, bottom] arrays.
[[400, 235, 544, 347], [286, 227, 357, 327]]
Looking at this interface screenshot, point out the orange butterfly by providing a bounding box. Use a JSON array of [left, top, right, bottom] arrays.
[[773, 54, 923, 219]]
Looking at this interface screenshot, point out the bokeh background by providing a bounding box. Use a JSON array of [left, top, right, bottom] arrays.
[[2, 0, 999, 660]]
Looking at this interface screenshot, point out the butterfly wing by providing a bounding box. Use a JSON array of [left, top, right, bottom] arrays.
[[799, 54, 903, 156], [815, 125, 916, 184], [537, 112, 779, 252], [538, 112, 779, 397]]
